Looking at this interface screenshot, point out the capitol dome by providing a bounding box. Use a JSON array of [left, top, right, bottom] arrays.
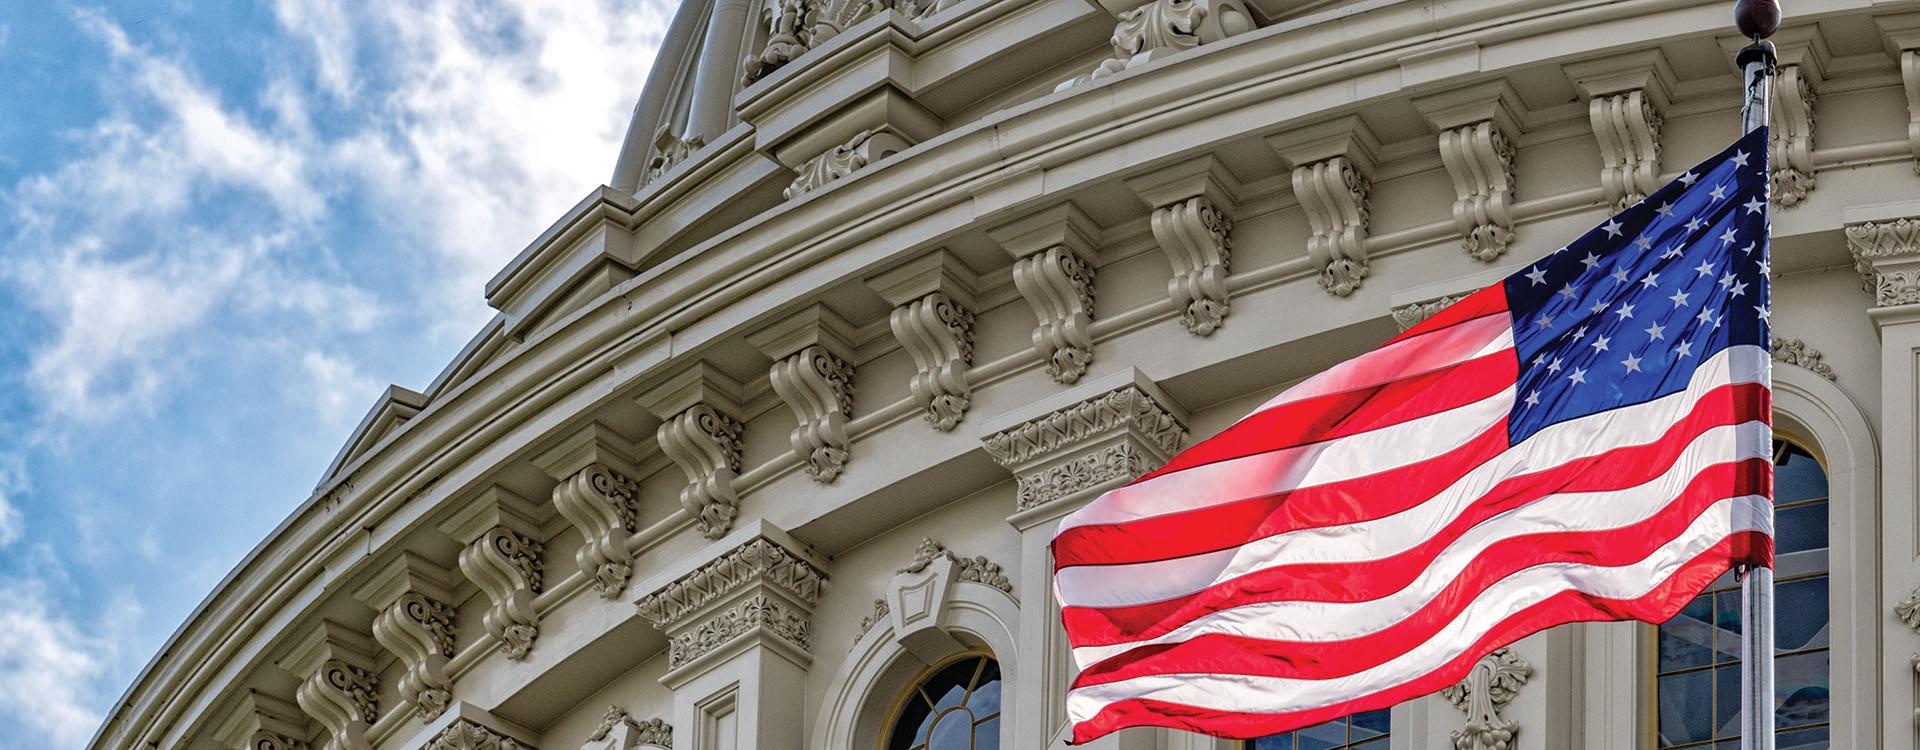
[[93, 1, 1917, 749]]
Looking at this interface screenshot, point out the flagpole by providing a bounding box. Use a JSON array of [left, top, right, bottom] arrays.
[[1734, 2, 1778, 749]]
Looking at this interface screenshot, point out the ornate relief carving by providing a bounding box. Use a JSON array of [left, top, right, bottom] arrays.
[[891, 292, 975, 430], [982, 384, 1187, 511], [1392, 292, 1471, 332], [1292, 156, 1371, 296], [769, 345, 856, 482], [459, 527, 545, 660], [585, 706, 672, 749], [423, 719, 532, 750], [1771, 337, 1836, 381], [895, 538, 1013, 594], [553, 463, 641, 597], [249, 732, 311, 750], [785, 129, 906, 199], [856, 598, 890, 638], [295, 660, 377, 750], [1770, 65, 1816, 206], [658, 404, 745, 539], [1015, 442, 1157, 512], [1439, 647, 1531, 750], [1012, 247, 1097, 383], [643, 129, 703, 188], [667, 594, 811, 669], [637, 537, 827, 629], [743, 0, 891, 85], [1150, 195, 1233, 335], [1437, 121, 1516, 261], [372, 591, 457, 721], [1059, 0, 1255, 90], [1587, 89, 1663, 209], [1845, 218, 1920, 307]]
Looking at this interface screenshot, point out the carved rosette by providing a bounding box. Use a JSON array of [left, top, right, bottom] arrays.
[[1012, 247, 1098, 383], [769, 345, 856, 482], [1291, 156, 1371, 296], [1770, 65, 1817, 206], [1439, 647, 1531, 750], [423, 719, 533, 750], [658, 403, 745, 539], [295, 660, 377, 750], [1059, 0, 1254, 89], [1150, 195, 1233, 335], [372, 591, 457, 721], [890, 292, 976, 430], [1437, 121, 1516, 261], [637, 535, 827, 672], [1392, 292, 1471, 332], [553, 463, 642, 597], [459, 526, 545, 660], [1588, 89, 1663, 209], [1771, 336, 1836, 381], [983, 383, 1187, 512], [1846, 218, 1920, 307]]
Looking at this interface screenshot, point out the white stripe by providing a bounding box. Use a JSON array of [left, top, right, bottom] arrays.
[[1251, 314, 1513, 415], [1063, 421, 1770, 659], [1056, 344, 1768, 535], [1065, 495, 1771, 721]]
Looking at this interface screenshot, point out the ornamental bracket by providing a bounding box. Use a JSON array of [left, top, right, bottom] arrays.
[[639, 364, 747, 539], [748, 305, 859, 483], [1567, 51, 1676, 209], [988, 203, 1103, 383], [866, 251, 981, 431], [439, 486, 550, 660], [1269, 117, 1379, 296], [1440, 647, 1532, 750], [1413, 81, 1526, 262], [353, 553, 459, 722], [1126, 156, 1242, 335], [279, 620, 379, 750], [535, 423, 647, 597]]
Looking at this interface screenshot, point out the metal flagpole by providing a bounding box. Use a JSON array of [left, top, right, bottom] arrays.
[[1734, 2, 1778, 750]]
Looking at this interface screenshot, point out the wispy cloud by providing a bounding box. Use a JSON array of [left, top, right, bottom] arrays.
[[0, 567, 136, 749]]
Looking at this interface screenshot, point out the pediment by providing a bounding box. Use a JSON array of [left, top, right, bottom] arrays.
[[320, 384, 429, 484]]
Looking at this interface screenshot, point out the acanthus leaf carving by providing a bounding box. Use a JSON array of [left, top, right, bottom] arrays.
[[1771, 336, 1836, 381], [1588, 88, 1664, 209], [665, 593, 810, 669], [658, 403, 745, 539], [552, 463, 641, 598], [1439, 647, 1531, 750], [1904, 48, 1920, 174], [371, 591, 457, 722], [982, 383, 1187, 512], [642, 129, 703, 188], [768, 345, 856, 482], [636, 537, 826, 630], [295, 659, 377, 750], [1845, 218, 1920, 308], [1058, 0, 1255, 90], [585, 706, 672, 750], [1392, 292, 1471, 332], [743, 0, 890, 85], [1770, 64, 1817, 206], [1150, 195, 1233, 335], [1437, 121, 1517, 261], [423, 719, 533, 750], [784, 129, 905, 199], [1292, 156, 1371, 296], [856, 598, 891, 639], [894, 538, 1013, 594], [249, 731, 311, 750], [891, 292, 975, 430], [1011, 247, 1097, 383], [459, 526, 545, 660]]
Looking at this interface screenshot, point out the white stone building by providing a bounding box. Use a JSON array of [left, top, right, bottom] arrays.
[[89, 1, 1920, 749]]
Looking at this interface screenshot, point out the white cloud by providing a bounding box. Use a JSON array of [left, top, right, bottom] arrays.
[[274, 0, 359, 99], [0, 456, 22, 548], [0, 576, 124, 749], [302, 350, 380, 430]]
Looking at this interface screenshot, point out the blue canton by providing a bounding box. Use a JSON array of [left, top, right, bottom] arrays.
[[1503, 127, 1771, 445]]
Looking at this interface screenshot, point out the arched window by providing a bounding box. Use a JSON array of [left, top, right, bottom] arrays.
[[1654, 438, 1831, 748], [885, 654, 1002, 750], [1248, 710, 1389, 749]]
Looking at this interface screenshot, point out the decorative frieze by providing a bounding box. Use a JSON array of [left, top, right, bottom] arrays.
[[981, 372, 1188, 514], [1772, 336, 1836, 381], [1846, 216, 1920, 307], [784, 129, 907, 199], [442, 487, 548, 661], [1057, 0, 1255, 90], [641, 364, 748, 540], [1271, 118, 1378, 297], [537, 425, 646, 598], [989, 204, 1102, 383], [856, 598, 890, 639], [897, 538, 1013, 594], [583, 706, 672, 750], [1391, 292, 1471, 332], [749, 305, 858, 482], [425, 719, 535, 750], [636, 529, 828, 672], [356, 555, 459, 723], [867, 252, 980, 431], [1127, 157, 1241, 336], [282, 622, 379, 750], [1440, 647, 1532, 750], [742, 0, 888, 85]]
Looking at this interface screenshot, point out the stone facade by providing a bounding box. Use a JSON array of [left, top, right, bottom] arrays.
[[95, 3, 1907, 750]]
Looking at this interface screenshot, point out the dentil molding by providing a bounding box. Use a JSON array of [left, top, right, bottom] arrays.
[[867, 251, 981, 431], [635, 527, 829, 673], [535, 425, 645, 598], [581, 706, 671, 750], [639, 364, 748, 540], [1439, 647, 1532, 750], [989, 204, 1102, 383], [749, 305, 859, 483]]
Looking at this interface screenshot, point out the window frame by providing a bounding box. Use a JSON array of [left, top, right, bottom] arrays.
[[879, 649, 1003, 750]]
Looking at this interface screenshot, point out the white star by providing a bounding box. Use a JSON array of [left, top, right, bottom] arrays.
[[1719, 272, 1736, 289], [1641, 272, 1661, 290], [1758, 258, 1771, 276], [1526, 266, 1548, 286], [1730, 279, 1749, 298], [1634, 235, 1652, 250], [1755, 305, 1771, 323], [1744, 197, 1766, 214], [1573, 325, 1589, 341], [1535, 313, 1555, 329], [1694, 260, 1715, 278], [1558, 283, 1580, 300], [1525, 390, 1542, 407], [1611, 268, 1631, 284], [1732, 151, 1750, 168], [1569, 367, 1588, 385], [1533, 352, 1548, 366], [1547, 357, 1564, 373], [1622, 352, 1643, 373], [1697, 307, 1716, 324], [1669, 289, 1692, 308], [1589, 301, 1609, 315], [1591, 334, 1611, 353], [1740, 242, 1756, 255], [1685, 217, 1705, 233], [1675, 340, 1694, 359], [1602, 219, 1624, 238], [1656, 202, 1675, 218], [1713, 310, 1724, 329], [1719, 227, 1738, 245], [1710, 184, 1728, 202], [1645, 322, 1667, 340], [1614, 304, 1636, 320], [1680, 171, 1700, 185], [1580, 252, 1601, 270], [1662, 245, 1685, 260]]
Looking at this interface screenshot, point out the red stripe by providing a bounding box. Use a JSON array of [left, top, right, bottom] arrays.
[[1384, 284, 1509, 345], [1066, 531, 1773, 743], [1068, 459, 1769, 685], [1131, 349, 1516, 483], [1053, 382, 1769, 573]]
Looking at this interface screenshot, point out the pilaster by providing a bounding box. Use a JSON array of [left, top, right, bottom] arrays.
[[211, 690, 311, 750], [634, 520, 828, 750], [1125, 156, 1241, 335], [353, 553, 460, 723], [1567, 50, 1675, 209], [1268, 116, 1379, 297], [534, 423, 646, 597], [281, 620, 380, 750], [747, 305, 859, 482], [988, 203, 1103, 384], [980, 369, 1187, 749], [866, 251, 981, 431], [439, 486, 550, 661], [1413, 81, 1525, 262], [639, 363, 748, 540]]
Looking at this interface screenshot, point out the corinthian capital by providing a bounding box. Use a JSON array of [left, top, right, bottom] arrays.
[[441, 486, 549, 661], [990, 203, 1102, 383], [354, 553, 459, 722], [749, 305, 858, 482], [536, 424, 647, 598], [639, 364, 746, 539], [867, 251, 981, 431], [280, 621, 378, 750], [635, 521, 828, 679], [1127, 156, 1241, 335], [1270, 117, 1378, 297], [981, 369, 1188, 525], [1567, 51, 1675, 209], [1846, 211, 1920, 308]]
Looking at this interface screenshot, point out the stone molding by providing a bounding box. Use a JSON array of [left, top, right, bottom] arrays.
[[640, 363, 748, 540], [1568, 52, 1674, 209], [635, 528, 828, 675], [1270, 117, 1378, 297], [989, 204, 1102, 383], [1128, 157, 1240, 336], [750, 305, 858, 482], [1392, 292, 1471, 332], [282, 622, 380, 750], [785, 128, 908, 199], [582, 706, 671, 750], [868, 251, 980, 431], [442, 487, 548, 661], [1845, 215, 1920, 307], [981, 371, 1187, 518], [1772, 336, 1837, 381], [356, 555, 459, 723], [423, 719, 535, 750], [1439, 647, 1531, 750], [1058, 0, 1256, 90], [212, 691, 310, 750]]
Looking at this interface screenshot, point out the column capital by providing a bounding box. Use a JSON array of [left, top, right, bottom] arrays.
[[634, 520, 830, 684], [980, 368, 1188, 529], [1845, 202, 1920, 310]]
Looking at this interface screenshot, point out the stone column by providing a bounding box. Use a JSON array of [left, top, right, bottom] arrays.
[[534, 423, 648, 597], [352, 553, 461, 723], [634, 520, 828, 750], [1845, 203, 1920, 747], [279, 620, 380, 750], [684, 0, 752, 142], [439, 486, 550, 661], [979, 369, 1188, 749]]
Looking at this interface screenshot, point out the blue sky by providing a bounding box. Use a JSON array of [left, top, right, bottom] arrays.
[[0, 2, 671, 746]]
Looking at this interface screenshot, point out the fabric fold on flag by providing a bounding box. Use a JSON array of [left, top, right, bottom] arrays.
[[1054, 126, 1775, 743]]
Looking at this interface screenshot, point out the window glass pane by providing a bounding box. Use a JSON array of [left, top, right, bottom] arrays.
[[970, 661, 1002, 717], [928, 709, 974, 750], [927, 660, 975, 713], [890, 657, 1001, 750], [1657, 670, 1713, 745], [1660, 596, 1713, 671], [1774, 502, 1828, 556], [1774, 445, 1827, 504], [972, 715, 999, 750], [1713, 665, 1742, 740], [1775, 651, 1831, 729], [891, 696, 935, 750], [1350, 709, 1389, 737], [1776, 577, 1829, 652], [1712, 589, 1743, 665], [1776, 725, 1829, 750], [1250, 735, 1293, 750]]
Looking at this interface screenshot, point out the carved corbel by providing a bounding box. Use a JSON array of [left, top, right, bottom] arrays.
[[748, 305, 858, 482], [1725, 29, 1827, 206], [1440, 647, 1532, 750], [989, 204, 1103, 383], [1845, 215, 1920, 308], [583, 706, 672, 750], [1877, 17, 1920, 174], [1414, 82, 1525, 261], [534, 424, 646, 597], [354, 554, 459, 722], [1126, 157, 1241, 335], [866, 251, 981, 431], [281, 621, 379, 750], [1270, 117, 1379, 296], [635, 523, 829, 676], [1057, 0, 1256, 90], [1568, 52, 1675, 209], [639, 364, 747, 539], [440, 486, 550, 660], [785, 128, 909, 199], [212, 691, 310, 750]]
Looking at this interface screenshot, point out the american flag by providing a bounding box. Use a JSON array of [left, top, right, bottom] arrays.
[[1053, 127, 1776, 742]]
